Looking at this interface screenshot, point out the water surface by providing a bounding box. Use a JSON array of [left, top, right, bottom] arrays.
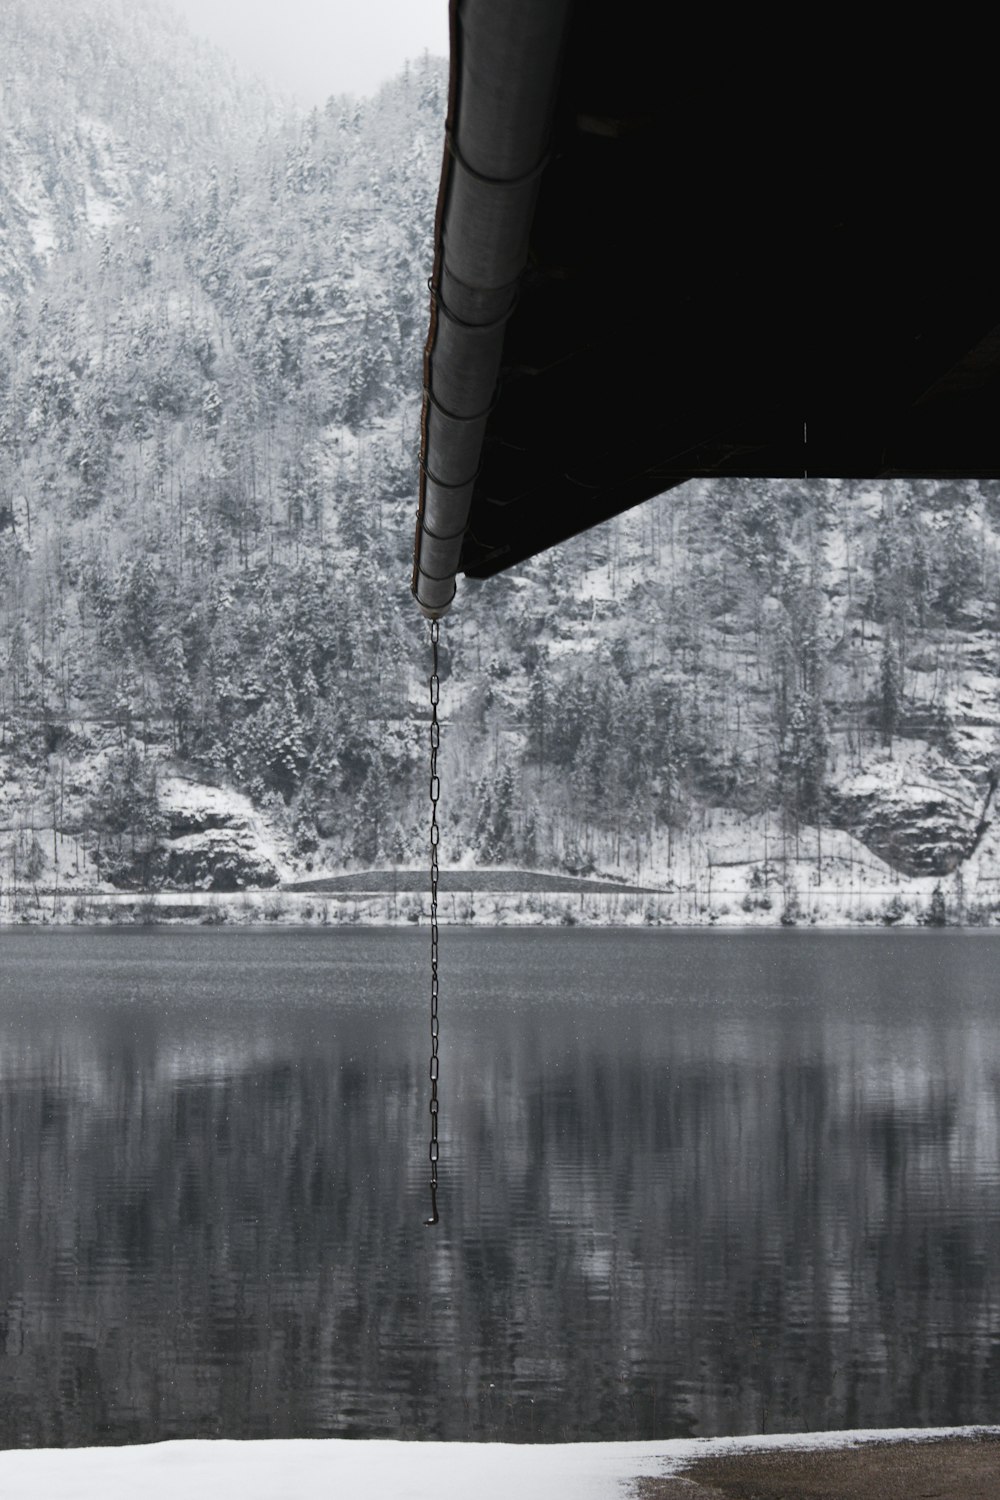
[[0, 927, 997, 1445]]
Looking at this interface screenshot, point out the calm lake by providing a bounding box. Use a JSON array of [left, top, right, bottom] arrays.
[[0, 927, 997, 1448]]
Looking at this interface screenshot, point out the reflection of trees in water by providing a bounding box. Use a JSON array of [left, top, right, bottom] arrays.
[[0, 1015, 997, 1446], [453, 1039, 999, 1441]]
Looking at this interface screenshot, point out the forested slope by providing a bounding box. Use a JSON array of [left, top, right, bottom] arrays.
[[3, 0, 1000, 924]]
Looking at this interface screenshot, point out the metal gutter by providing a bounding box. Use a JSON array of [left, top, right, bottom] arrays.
[[411, 0, 571, 618]]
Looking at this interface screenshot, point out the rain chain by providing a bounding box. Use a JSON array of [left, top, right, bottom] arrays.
[[425, 617, 441, 1225]]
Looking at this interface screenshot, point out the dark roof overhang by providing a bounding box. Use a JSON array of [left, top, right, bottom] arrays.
[[413, 2, 1000, 616]]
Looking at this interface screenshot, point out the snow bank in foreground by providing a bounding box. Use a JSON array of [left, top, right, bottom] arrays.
[[0, 1427, 995, 1500]]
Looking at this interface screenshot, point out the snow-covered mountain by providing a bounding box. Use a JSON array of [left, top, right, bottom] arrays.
[[3, 0, 1000, 927], [0, 0, 267, 307]]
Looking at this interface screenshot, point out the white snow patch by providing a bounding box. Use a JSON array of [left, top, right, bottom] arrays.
[[26, 206, 57, 258], [0, 1427, 994, 1500], [158, 775, 257, 825], [85, 186, 121, 233]]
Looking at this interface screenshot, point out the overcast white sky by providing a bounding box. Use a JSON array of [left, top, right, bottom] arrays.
[[169, 0, 449, 107]]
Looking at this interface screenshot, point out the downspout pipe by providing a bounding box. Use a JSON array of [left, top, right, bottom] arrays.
[[412, 0, 572, 618]]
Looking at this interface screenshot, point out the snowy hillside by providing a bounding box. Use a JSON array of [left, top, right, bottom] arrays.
[[3, 1, 1000, 926], [0, 0, 266, 307]]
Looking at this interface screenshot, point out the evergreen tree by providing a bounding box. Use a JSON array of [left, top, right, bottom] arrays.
[[489, 760, 515, 863], [473, 773, 493, 857], [780, 690, 827, 821], [160, 630, 193, 753], [472, 761, 517, 863], [292, 784, 319, 855], [570, 722, 606, 824], [524, 661, 550, 766], [936, 518, 980, 622], [871, 505, 898, 623], [879, 632, 902, 753], [352, 754, 388, 865], [926, 881, 947, 926], [91, 743, 165, 885], [519, 801, 539, 867]]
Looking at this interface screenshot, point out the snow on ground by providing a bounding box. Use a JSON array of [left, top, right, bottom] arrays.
[[0, 807, 971, 926], [5, 718, 1000, 928], [0, 1428, 995, 1500], [26, 204, 57, 258]]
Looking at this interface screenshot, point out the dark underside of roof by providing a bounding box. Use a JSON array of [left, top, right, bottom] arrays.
[[413, 2, 1000, 609]]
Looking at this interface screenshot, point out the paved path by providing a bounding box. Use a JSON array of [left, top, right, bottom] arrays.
[[286, 867, 663, 894]]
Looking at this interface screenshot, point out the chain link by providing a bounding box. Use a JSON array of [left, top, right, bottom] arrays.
[[425, 616, 441, 1226]]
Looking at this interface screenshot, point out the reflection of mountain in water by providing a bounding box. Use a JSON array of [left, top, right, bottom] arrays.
[[0, 928, 997, 1446]]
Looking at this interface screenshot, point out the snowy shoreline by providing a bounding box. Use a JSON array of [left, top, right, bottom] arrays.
[[0, 1426, 996, 1500], [6, 777, 996, 929], [0, 835, 991, 929], [0, 880, 991, 929]]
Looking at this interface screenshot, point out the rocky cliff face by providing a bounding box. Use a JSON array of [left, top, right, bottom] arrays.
[[155, 777, 280, 890], [826, 750, 990, 876]]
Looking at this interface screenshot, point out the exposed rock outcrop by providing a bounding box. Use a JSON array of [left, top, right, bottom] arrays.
[[154, 777, 280, 889], [826, 744, 988, 875], [156, 827, 279, 891]]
